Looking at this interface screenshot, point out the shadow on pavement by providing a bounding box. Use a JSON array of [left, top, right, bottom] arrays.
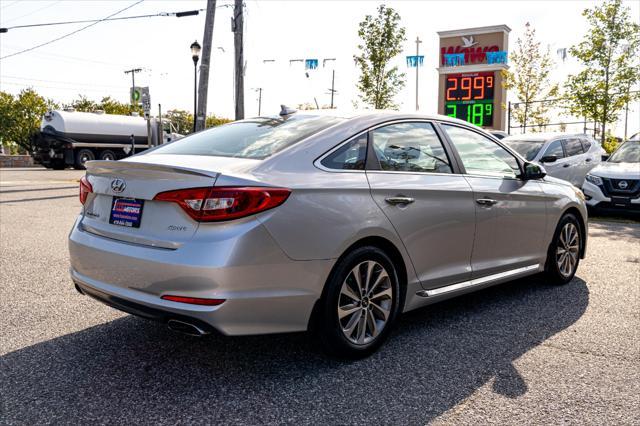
[[1, 275, 589, 424]]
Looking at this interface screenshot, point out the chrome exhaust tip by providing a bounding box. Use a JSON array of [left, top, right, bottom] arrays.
[[167, 319, 209, 337]]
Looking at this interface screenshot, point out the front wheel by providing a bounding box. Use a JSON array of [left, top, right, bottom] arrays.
[[544, 213, 582, 285], [315, 246, 401, 358]]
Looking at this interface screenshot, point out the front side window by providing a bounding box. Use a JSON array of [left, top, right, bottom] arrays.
[[543, 140, 565, 158], [442, 124, 520, 178], [151, 115, 344, 160], [320, 134, 367, 170], [563, 138, 584, 157], [370, 122, 452, 173]]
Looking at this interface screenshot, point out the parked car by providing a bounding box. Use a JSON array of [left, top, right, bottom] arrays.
[[69, 111, 588, 358], [490, 130, 509, 140], [502, 133, 605, 187], [582, 140, 640, 213]]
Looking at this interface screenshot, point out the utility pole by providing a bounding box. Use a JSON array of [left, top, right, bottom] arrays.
[[329, 69, 336, 109], [255, 88, 262, 115], [232, 0, 244, 120], [414, 36, 421, 111], [124, 68, 142, 106], [196, 0, 217, 132]]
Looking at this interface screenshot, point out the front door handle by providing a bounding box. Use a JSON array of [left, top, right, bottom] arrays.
[[585, 158, 592, 162], [385, 196, 415, 205], [563, 164, 571, 168], [476, 198, 497, 206]]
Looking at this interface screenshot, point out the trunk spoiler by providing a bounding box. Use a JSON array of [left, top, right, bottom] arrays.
[[85, 160, 219, 179]]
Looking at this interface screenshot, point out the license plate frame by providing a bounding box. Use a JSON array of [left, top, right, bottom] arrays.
[[610, 196, 631, 208], [109, 197, 145, 228]]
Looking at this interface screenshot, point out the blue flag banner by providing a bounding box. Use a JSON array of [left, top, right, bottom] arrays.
[[406, 55, 424, 68], [486, 51, 508, 64], [305, 59, 319, 70], [444, 53, 465, 67]]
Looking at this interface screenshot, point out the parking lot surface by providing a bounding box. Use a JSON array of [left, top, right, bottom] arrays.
[[1, 167, 639, 425]]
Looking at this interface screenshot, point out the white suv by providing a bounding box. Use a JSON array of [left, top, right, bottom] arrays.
[[582, 140, 640, 212]]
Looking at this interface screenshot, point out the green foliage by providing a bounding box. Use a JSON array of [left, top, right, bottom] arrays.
[[564, 0, 640, 144], [164, 110, 231, 135], [69, 95, 143, 116], [502, 23, 559, 132], [354, 4, 406, 110], [603, 134, 620, 153], [0, 89, 58, 154]]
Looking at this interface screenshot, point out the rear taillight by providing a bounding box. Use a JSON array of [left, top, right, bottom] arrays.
[[153, 186, 291, 222], [79, 176, 92, 205], [161, 295, 225, 306]]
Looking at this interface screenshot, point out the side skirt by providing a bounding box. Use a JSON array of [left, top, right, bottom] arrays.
[[415, 264, 541, 298]]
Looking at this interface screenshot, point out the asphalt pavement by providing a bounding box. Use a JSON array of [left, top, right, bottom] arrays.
[[1, 167, 639, 425]]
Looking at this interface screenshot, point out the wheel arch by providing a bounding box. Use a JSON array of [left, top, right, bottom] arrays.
[[307, 235, 410, 331], [561, 206, 587, 258]]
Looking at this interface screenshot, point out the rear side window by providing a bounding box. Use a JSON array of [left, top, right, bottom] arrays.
[[320, 134, 367, 170], [543, 140, 565, 158], [581, 138, 592, 151], [563, 138, 584, 156], [370, 122, 452, 173], [151, 115, 344, 159]]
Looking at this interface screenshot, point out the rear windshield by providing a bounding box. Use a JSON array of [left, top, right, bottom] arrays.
[[503, 139, 545, 161], [152, 115, 344, 159]]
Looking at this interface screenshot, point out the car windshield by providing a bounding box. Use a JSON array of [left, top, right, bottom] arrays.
[[503, 140, 545, 161], [608, 142, 640, 163], [151, 115, 344, 159]]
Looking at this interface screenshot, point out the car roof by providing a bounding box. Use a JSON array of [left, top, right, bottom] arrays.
[[503, 132, 589, 142], [260, 109, 476, 128]]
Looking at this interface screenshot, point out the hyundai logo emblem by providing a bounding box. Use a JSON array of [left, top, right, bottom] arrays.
[[111, 178, 126, 193], [618, 180, 628, 190]]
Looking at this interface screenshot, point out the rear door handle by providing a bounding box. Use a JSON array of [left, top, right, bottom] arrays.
[[476, 198, 497, 206], [563, 164, 571, 168], [585, 158, 592, 162], [385, 196, 415, 205]]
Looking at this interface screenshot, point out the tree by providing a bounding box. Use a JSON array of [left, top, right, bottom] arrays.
[[99, 96, 143, 116], [164, 109, 193, 134], [354, 4, 406, 110], [564, 0, 640, 145], [502, 22, 559, 133], [0, 89, 58, 154]]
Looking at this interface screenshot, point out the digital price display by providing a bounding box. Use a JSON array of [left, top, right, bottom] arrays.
[[444, 72, 495, 127]]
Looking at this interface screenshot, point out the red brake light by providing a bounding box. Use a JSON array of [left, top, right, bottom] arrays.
[[79, 176, 93, 205], [153, 186, 291, 222], [161, 295, 225, 306]]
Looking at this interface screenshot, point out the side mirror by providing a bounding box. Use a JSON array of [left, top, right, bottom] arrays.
[[540, 155, 557, 163], [523, 162, 546, 180]]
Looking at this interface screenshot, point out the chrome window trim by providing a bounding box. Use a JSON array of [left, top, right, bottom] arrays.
[[315, 119, 457, 175]]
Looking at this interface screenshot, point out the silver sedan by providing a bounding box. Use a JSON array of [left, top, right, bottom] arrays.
[[69, 111, 588, 358]]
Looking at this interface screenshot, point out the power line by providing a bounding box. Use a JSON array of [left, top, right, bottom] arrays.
[[1, 0, 22, 10], [1, 1, 63, 26], [1, 8, 204, 31], [0, 0, 144, 60], [1, 74, 124, 89]]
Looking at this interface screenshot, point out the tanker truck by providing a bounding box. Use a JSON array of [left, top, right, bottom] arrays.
[[31, 109, 183, 170]]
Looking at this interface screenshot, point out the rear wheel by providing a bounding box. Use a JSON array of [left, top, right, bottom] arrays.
[[544, 213, 582, 285], [99, 150, 117, 161], [74, 149, 94, 170], [315, 246, 401, 358]]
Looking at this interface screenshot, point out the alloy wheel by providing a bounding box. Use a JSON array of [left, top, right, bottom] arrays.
[[337, 260, 393, 345], [556, 222, 579, 278]]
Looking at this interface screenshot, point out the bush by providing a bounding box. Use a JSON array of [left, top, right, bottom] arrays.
[[603, 135, 619, 154]]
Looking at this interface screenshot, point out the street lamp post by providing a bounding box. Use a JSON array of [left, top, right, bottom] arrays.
[[190, 40, 201, 133]]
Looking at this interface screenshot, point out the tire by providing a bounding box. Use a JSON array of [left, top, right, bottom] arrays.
[[73, 149, 95, 170], [543, 213, 582, 285], [99, 150, 117, 161], [314, 246, 401, 359]]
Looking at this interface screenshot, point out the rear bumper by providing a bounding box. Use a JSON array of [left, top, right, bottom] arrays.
[[69, 216, 334, 335]]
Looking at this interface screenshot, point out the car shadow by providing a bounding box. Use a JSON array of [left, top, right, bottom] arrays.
[[1, 275, 589, 424]]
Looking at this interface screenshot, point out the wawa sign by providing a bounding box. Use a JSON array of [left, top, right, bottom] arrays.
[[440, 36, 500, 65]]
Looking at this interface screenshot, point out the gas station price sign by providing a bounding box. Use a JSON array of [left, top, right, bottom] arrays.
[[444, 72, 495, 127]]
